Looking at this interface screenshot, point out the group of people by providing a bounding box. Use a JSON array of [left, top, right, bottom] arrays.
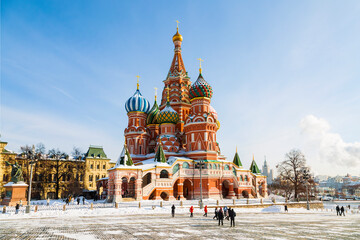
[[64, 195, 86, 205], [336, 205, 346, 216], [171, 205, 236, 227], [213, 206, 236, 227]]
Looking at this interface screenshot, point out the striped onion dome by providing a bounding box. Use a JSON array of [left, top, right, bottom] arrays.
[[157, 101, 179, 124], [189, 73, 213, 99], [146, 99, 160, 124], [125, 89, 150, 113]]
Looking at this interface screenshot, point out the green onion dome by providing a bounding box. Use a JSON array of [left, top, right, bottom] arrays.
[[157, 102, 179, 124], [189, 73, 213, 99], [146, 99, 160, 125]]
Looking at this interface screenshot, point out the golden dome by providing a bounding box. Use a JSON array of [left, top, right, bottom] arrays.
[[172, 28, 183, 42]]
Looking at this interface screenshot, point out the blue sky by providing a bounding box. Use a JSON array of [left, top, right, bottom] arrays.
[[1, 0, 360, 176]]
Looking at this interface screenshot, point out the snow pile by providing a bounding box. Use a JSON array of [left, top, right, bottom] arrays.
[[261, 205, 282, 213]]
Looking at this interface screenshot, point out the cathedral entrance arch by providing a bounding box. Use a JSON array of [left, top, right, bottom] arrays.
[[183, 179, 192, 200], [128, 177, 136, 198], [121, 177, 128, 197], [222, 180, 230, 198], [173, 179, 179, 198]]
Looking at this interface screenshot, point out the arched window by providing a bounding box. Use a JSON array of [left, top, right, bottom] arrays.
[[183, 162, 189, 169], [233, 168, 237, 176], [224, 165, 230, 170], [245, 175, 248, 182], [160, 170, 169, 178], [173, 164, 180, 174], [209, 164, 212, 169], [240, 175, 243, 181], [213, 163, 217, 169]]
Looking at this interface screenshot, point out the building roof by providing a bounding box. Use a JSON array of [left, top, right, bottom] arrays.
[[154, 144, 167, 163], [85, 146, 108, 159], [250, 158, 261, 174], [233, 152, 242, 167]]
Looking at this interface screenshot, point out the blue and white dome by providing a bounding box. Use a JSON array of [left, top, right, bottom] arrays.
[[125, 89, 150, 113]]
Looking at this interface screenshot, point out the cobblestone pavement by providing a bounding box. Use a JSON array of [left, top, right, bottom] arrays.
[[1, 211, 360, 240]]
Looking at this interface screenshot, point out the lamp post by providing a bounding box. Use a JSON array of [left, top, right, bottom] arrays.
[[303, 169, 310, 210], [26, 145, 37, 213], [196, 160, 205, 209]]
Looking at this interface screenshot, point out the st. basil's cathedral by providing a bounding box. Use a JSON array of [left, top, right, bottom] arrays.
[[106, 26, 267, 202]]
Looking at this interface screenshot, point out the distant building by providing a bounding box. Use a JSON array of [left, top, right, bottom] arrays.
[[262, 157, 273, 185]]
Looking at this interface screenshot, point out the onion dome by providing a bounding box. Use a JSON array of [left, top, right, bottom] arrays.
[[125, 82, 150, 113], [157, 88, 179, 124], [209, 105, 218, 120], [189, 73, 213, 99], [172, 27, 183, 42], [146, 98, 160, 125]]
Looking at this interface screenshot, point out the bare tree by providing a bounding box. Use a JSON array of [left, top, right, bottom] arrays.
[[276, 149, 310, 200], [35, 143, 46, 156], [72, 147, 84, 160], [48, 148, 70, 199]]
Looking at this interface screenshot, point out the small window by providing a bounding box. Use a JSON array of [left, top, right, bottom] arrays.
[[89, 175, 93, 181], [97, 165, 100, 169], [173, 164, 180, 174], [183, 162, 189, 169], [90, 164, 93, 169], [103, 165, 106, 169], [224, 165, 229, 170]]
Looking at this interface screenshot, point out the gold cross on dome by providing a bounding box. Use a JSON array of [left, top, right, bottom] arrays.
[[136, 75, 140, 90], [197, 58, 204, 73], [154, 87, 158, 100], [176, 20, 179, 29]]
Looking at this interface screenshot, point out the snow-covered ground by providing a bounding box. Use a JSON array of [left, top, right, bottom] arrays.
[[1, 204, 359, 239]]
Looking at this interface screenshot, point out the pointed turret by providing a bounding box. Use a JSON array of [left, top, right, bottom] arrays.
[[250, 154, 261, 174], [168, 23, 186, 78], [154, 143, 167, 163], [115, 144, 133, 167], [233, 148, 242, 167]]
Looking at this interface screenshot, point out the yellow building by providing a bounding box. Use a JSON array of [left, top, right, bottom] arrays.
[[0, 142, 115, 200], [0, 142, 18, 198], [83, 145, 115, 191]]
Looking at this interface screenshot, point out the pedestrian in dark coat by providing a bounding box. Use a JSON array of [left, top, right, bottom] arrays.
[[229, 208, 236, 227], [336, 205, 340, 216], [340, 206, 345, 216], [15, 203, 20, 214], [203, 205, 208, 217], [218, 208, 224, 226], [190, 206, 194, 217], [171, 204, 176, 217], [77, 197, 80, 205], [82, 197, 85, 205], [284, 205, 288, 212], [213, 207, 218, 220]]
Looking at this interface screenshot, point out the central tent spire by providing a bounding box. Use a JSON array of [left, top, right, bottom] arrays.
[[169, 21, 186, 77]]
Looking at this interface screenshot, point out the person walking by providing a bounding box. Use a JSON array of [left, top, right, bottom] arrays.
[[203, 205, 208, 217], [19, 199, 23, 207], [47, 198, 50, 206], [171, 204, 176, 217], [224, 206, 228, 220], [336, 205, 340, 216], [213, 207, 218, 220], [340, 206, 345, 216], [77, 197, 80, 205], [284, 205, 288, 212], [15, 203, 20, 214], [82, 196, 85, 205], [229, 208, 236, 227], [190, 206, 194, 217], [218, 208, 224, 226]]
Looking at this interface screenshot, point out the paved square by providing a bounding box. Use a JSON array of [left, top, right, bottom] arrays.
[[1, 208, 360, 240]]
